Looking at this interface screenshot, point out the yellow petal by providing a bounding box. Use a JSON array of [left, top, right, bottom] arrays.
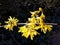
[[39, 8, 43, 12]]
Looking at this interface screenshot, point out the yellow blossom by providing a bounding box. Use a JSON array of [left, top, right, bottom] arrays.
[[29, 8, 53, 34], [40, 13, 53, 34], [18, 25, 40, 40], [29, 29, 40, 40], [41, 25, 53, 34], [36, 13, 53, 34], [30, 11, 39, 17], [4, 16, 19, 30]]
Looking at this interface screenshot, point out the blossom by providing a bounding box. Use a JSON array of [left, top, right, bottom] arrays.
[[18, 16, 40, 40], [39, 13, 53, 34], [30, 11, 39, 17], [4, 16, 19, 30], [18, 26, 40, 40], [41, 25, 53, 34], [36, 12, 53, 34]]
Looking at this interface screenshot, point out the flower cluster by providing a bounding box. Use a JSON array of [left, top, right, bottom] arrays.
[[3, 8, 53, 40], [18, 8, 53, 40]]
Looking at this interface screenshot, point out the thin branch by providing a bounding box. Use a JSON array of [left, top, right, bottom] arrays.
[[0, 23, 57, 28], [18, 23, 57, 25]]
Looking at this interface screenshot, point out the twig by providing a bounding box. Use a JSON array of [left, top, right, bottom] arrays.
[[0, 23, 57, 28]]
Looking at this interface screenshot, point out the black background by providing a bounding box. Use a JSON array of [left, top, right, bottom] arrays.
[[0, 0, 60, 45]]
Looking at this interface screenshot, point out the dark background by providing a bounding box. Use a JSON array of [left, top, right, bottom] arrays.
[[0, 0, 60, 45]]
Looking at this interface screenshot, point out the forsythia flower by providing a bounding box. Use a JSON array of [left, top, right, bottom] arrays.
[[30, 11, 39, 17], [40, 25, 53, 34], [40, 14, 53, 34], [18, 17, 40, 40], [4, 16, 19, 30], [18, 26, 40, 40], [36, 12, 53, 34]]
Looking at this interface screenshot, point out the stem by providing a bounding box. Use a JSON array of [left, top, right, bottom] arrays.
[[0, 23, 57, 27]]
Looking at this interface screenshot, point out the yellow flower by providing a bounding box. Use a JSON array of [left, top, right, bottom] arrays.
[[4, 16, 19, 30], [28, 17, 39, 29], [29, 29, 40, 40], [18, 25, 40, 40], [30, 11, 39, 17], [40, 13, 53, 34], [34, 10, 53, 34], [36, 13, 52, 34], [30, 8, 53, 34], [41, 25, 53, 34], [28, 17, 42, 30]]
